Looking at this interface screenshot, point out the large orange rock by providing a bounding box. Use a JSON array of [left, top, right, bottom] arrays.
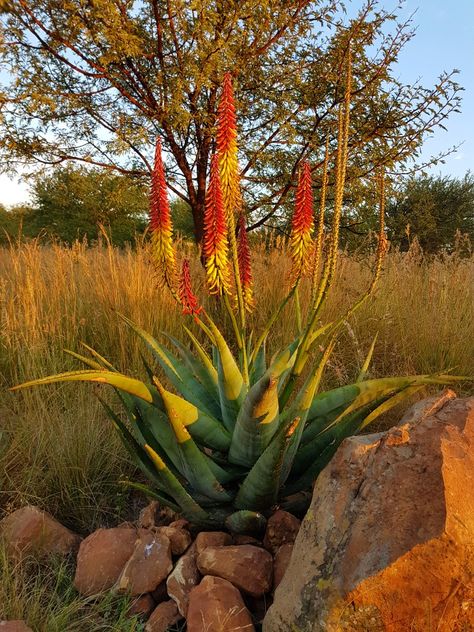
[[118, 530, 172, 596], [0, 506, 81, 558], [197, 544, 273, 597], [264, 393, 474, 632], [187, 575, 255, 632], [74, 527, 136, 596]]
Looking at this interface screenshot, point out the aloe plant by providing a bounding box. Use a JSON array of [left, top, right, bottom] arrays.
[[10, 61, 470, 532]]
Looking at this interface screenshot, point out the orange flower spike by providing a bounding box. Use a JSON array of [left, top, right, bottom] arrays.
[[290, 160, 314, 284], [203, 154, 231, 295], [179, 259, 203, 316], [237, 213, 254, 312], [150, 138, 176, 290], [217, 72, 242, 217]]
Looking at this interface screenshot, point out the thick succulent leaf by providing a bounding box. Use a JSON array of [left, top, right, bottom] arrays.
[[119, 314, 222, 419], [324, 374, 468, 433], [197, 315, 247, 432], [183, 326, 219, 385], [80, 342, 118, 371], [152, 380, 230, 452], [228, 343, 297, 468], [64, 349, 103, 370], [10, 370, 153, 403], [357, 333, 378, 382], [234, 418, 298, 512], [225, 510, 267, 535], [358, 385, 423, 430], [279, 339, 337, 486], [249, 338, 267, 385], [119, 480, 180, 514], [284, 399, 387, 496], [155, 379, 234, 503], [144, 444, 210, 525]]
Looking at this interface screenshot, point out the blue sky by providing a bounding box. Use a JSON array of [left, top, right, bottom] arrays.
[[1, 0, 473, 206]]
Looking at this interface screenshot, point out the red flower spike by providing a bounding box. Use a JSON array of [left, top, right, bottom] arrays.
[[149, 138, 176, 290], [179, 259, 202, 316], [217, 72, 242, 217], [237, 213, 254, 311], [290, 161, 314, 284], [203, 154, 231, 295]]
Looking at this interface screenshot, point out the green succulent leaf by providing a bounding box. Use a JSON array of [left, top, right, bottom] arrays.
[[10, 370, 153, 402], [197, 314, 247, 432]]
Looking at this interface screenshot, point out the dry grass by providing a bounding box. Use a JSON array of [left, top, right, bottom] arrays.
[[0, 239, 473, 531]]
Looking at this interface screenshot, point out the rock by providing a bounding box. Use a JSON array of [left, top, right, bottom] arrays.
[[245, 594, 273, 624], [127, 594, 156, 618], [197, 544, 273, 597], [74, 527, 136, 596], [273, 543, 293, 590], [145, 600, 181, 632], [0, 623, 33, 632], [233, 534, 262, 546], [118, 531, 172, 596], [187, 575, 255, 632], [264, 394, 474, 632], [0, 506, 81, 559], [195, 531, 232, 555], [138, 501, 161, 529], [158, 525, 192, 555], [169, 518, 190, 530], [167, 544, 200, 616], [263, 510, 300, 553]]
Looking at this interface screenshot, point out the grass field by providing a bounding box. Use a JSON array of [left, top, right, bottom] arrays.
[[0, 238, 473, 629]]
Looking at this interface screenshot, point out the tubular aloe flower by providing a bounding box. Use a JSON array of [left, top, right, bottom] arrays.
[[237, 213, 254, 311], [290, 161, 314, 285], [217, 72, 242, 218], [203, 154, 231, 295], [150, 138, 176, 291], [179, 259, 202, 316]]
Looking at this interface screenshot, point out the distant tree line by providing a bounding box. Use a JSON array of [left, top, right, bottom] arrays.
[[1, 167, 473, 253]]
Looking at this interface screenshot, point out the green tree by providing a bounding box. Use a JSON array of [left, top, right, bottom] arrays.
[[0, 203, 30, 243], [0, 0, 462, 242], [386, 173, 474, 252], [24, 167, 148, 245]]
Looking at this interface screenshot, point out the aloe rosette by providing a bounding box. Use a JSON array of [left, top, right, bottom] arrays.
[[10, 63, 471, 533]]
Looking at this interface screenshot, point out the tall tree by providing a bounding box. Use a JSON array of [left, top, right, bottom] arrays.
[[0, 0, 462, 241], [386, 173, 474, 253]]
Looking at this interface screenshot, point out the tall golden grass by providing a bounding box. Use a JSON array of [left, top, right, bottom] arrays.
[[1, 238, 473, 531]]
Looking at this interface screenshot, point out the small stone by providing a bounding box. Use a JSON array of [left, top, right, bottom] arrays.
[[168, 518, 190, 530], [0, 622, 33, 632], [0, 506, 81, 559], [118, 531, 172, 596], [195, 531, 232, 555], [233, 534, 262, 546], [158, 525, 192, 556], [127, 594, 156, 618], [138, 501, 160, 529], [74, 528, 136, 596], [187, 575, 255, 632], [167, 544, 200, 616], [145, 600, 181, 632], [273, 543, 293, 589], [263, 510, 300, 553], [197, 545, 273, 597]]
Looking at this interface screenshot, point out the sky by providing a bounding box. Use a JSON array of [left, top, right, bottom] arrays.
[[0, 0, 473, 207]]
